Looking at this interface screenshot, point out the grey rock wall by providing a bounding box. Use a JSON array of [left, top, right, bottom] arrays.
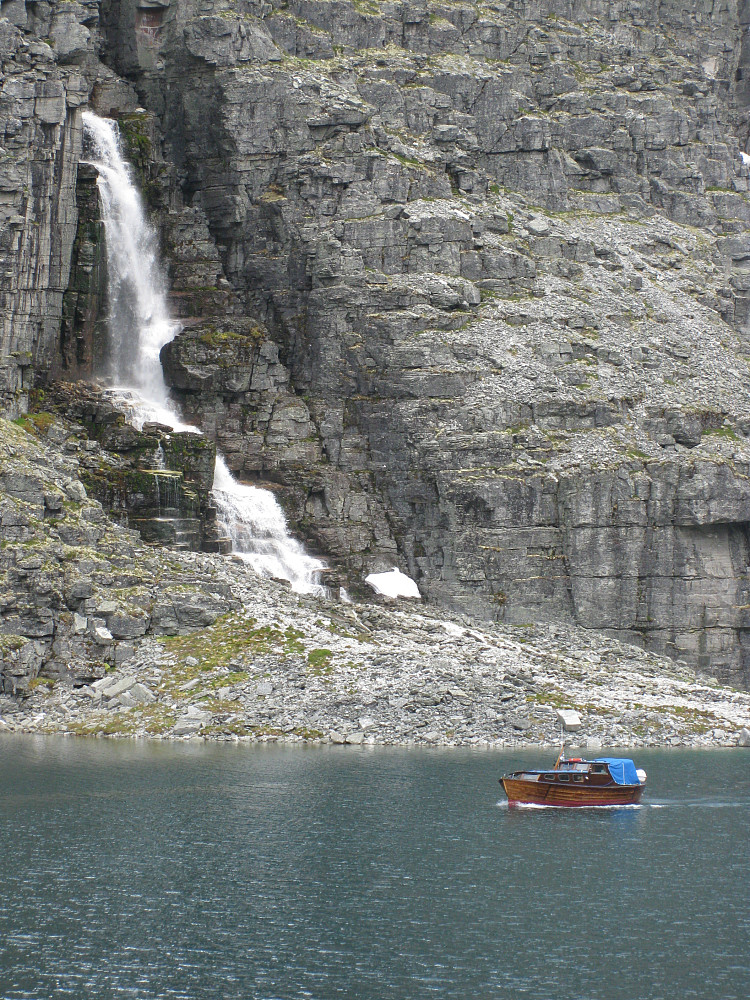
[[41, 380, 222, 553], [0, 411, 237, 694], [6, 0, 750, 685], [91, 0, 750, 684], [0, 1, 107, 410]]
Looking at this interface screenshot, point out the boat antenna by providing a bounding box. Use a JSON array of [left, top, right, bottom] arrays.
[[553, 723, 566, 770]]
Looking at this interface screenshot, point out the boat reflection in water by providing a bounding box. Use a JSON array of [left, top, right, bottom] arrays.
[[500, 753, 647, 807]]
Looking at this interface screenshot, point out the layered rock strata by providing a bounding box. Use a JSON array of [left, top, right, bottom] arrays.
[[5, 1, 750, 685], [3, 556, 750, 747], [91, 0, 750, 684], [1, 382, 748, 745], [40, 380, 221, 550], [0, 1, 108, 410], [0, 412, 236, 694]]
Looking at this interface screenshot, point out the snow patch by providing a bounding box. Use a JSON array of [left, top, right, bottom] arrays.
[[365, 568, 421, 599]]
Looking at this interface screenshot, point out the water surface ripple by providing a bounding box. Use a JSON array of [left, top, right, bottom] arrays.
[[1, 739, 748, 999]]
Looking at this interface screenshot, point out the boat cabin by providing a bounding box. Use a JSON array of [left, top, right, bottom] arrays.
[[513, 757, 642, 787]]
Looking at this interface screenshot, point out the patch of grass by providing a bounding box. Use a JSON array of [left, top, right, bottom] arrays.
[[198, 325, 264, 348], [293, 727, 325, 740], [531, 688, 568, 708], [201, 698, 243, 714], [248, 725, 284, 738], [307, 648, 334, 673], [0, 634, 26, 654], [208, 670, 249, 689], [13, 412, 57, 437], [140, 705, 177, 735], [703, 425, 738, 441], [71, 712, 141, 737], [390, 150, 424, 169], [669, 705, 718, 733], [202, 719, 250, 736], [28, 676, 55, 691], [326, 622, 357, 639], [284, 626, 306, 655], [260, 182, 286, 202], [160, 614, 307, 677]]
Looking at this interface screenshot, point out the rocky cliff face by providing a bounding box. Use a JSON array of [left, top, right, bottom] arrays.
[[0, 1, 108, 408], [0, 410, 237, 695], [5, 0, 750, 686]]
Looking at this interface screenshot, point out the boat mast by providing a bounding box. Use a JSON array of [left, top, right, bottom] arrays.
[[553, 710, 581, 768], [553, 723, 566, 769]]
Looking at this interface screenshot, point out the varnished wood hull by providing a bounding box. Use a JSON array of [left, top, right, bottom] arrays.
[[501, 777, 644, 807]]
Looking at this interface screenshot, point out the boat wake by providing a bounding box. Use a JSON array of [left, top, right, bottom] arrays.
[[498, 800, 748, 810], [645, 800, 748, 810], [496, 801, 645, 811]]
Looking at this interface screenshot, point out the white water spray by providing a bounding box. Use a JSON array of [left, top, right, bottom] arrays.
[[82, 112, 178, 421], [82, 111, 325, 594], [212, 456, 323, 584]]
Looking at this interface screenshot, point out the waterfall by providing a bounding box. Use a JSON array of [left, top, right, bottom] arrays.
[[82, 111, 325, 595], [213, 456, 323, 584], [81, 112, 178, 425]]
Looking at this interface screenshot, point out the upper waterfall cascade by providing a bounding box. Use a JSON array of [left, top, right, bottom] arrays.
[[81, 111, 325, 594]]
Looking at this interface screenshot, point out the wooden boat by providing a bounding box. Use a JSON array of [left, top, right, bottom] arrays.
[[500, 754, 647, 807]]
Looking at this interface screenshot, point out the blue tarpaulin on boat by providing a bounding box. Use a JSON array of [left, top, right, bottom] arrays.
[[594, 758, 639, 785]]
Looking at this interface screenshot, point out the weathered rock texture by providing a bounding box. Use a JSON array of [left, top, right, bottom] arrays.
[[40, 380, 221, 550], [0, 412, 237, 694], [87, 0, 750, 686], [3, 406, 750, 746], [5, 586, 750, 747], [6, 1, 750, 686], [0, 1, 101, 410]]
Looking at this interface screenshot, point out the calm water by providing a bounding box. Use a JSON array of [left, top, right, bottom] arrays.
[[0, 740, 748, 1000]]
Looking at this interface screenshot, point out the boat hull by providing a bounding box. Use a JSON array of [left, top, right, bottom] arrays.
[[501, 776, 644, 807]]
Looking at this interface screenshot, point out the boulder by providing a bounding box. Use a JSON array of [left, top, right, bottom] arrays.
[[173, 718, 203, 736], [49, 11, 91, 64], [129, 683, 156, 705], [101, 677, 136, 700], [510, 715, 532, 731], [556, 709, 583, 732], [0, 637, 42, 695], [106, 609, 150, 640]]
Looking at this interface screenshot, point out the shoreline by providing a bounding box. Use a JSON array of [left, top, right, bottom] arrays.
[[1, 730, 748, 750], [2, 415, 749, 751], [2, 576, 749, 750]]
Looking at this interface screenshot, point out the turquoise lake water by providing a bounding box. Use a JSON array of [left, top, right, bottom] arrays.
[[0, 738, 748, 999]]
